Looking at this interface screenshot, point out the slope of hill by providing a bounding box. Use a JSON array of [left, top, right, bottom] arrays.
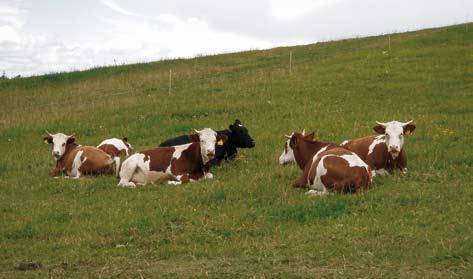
[[0, 23, 472, 278]]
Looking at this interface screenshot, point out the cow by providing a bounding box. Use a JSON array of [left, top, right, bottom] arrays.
[[43, 132, 118, 178], [97, 137, 133, 176], [159, 119, 255, 165], [279, 131, 372, 196], [118, 128, 223, 188], [340, 120, 416, 176]]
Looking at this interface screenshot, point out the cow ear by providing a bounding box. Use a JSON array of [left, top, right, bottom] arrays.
[[403, 124, 416, 135], [43, 136, 53, 144], [373, 125, 386, 134], [289, 136, 297, 147], [216, 134, 228, 145], [234, 119, 241, 125], [189, 134, 200, 142], [67, 137, 75, 144], [122, 137, 128, 142]]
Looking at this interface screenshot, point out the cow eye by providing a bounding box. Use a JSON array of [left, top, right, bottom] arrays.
[[62, 143, 66, 146]]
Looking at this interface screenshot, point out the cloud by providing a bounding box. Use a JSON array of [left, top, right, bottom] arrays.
[[100, 0, 138, 16]]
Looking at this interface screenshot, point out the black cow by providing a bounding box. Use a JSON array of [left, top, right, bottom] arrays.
[[159, 120, 255, 165]]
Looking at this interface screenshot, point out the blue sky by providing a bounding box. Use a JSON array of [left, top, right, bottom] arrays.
[[1, 0, 471, 77]]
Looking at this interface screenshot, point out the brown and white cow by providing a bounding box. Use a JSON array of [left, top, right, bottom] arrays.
[[341, 120, 416, 176], [97, 137, 133, 176], [280, 132, 372, 196], [43, 132, 118, 178], [118, 128, 222, 188]]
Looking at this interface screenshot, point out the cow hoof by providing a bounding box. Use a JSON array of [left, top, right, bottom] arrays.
[[305, 190, 327, 196], [204, 173, 213, 179], [168, 181, 182, 185], [402, 168, 408, 174], [118, 181, 136, 188]]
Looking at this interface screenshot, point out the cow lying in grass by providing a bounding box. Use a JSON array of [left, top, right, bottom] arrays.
[[159, 119, 255, 165], [118, 128, 223, 188], [43, 132, 118, 178], [341, 120, 416, 176], [97, 137, 133, 176], [279, 132, 372, 196]]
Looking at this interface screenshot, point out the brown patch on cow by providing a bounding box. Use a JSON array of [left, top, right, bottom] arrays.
[[140, 147, 175, 172], [343, 135, 408, 173], [98, 144, 125, 157], [50, 142, 114, 176], [373, 125, 386, 134], [316, 149, 371, 193], [170, 143, 206, 180]]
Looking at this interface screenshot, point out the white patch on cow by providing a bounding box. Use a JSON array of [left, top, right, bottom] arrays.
[[368, 135, 385, 155], [97, 138, 132, 156], [204, 172, 213, 179], [402, 168, 408, 174], [340, 140, 349, 146], [172, 143, 192, 160], [118, 153, 150, 187], [279, 139, 295, 165], [307, 155, 329, 192], [314, 146, 329, 159], [70, 150, 86, 179], [305, 189, 328, 196]]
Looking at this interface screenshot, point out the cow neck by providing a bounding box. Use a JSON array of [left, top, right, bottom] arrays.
[[192, 142, 208, 166], [293, 139, 331, 169], [57, 142, 79, 162]]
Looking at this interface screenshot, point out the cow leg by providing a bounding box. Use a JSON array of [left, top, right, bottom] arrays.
[[305, 188, 328, 196], [291, 177, 307, 188], [117, 155, 139, 188], [70, 151, 86, 179], [375, 168, 390, 176], [113, 157, 121, 178]]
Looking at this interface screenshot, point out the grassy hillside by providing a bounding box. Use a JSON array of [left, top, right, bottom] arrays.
[[0, 23, 472, 278]]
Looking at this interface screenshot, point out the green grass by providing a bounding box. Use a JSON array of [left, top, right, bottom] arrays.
[[1, 23, 472, 278]]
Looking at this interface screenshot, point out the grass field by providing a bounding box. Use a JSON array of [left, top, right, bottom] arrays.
[[1, 23, 472, 278]]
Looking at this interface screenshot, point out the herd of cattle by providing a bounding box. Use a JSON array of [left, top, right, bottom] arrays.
[[43, 119, 415, 196]]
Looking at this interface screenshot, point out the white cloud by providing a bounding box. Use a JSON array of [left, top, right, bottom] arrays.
[[100, 0, 138, 16], [270, 0, 342, 20]]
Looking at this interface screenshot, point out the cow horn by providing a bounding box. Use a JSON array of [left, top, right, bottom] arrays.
[[302, 129, 306, 136], [402, 120, 413, 126], [194, 129, 200, 134], [376, 121, 387, 127], [67, 133, 75, 138], [285, 134, 291, 139], [45, 130, 53, 136]]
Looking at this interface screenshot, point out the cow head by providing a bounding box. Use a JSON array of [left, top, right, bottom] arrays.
[[194, 128, 217, 163], [122, 137, 133, 152], [43, 131, 75, 160], [373, 120, 416, 159], [279, 130, 314, 165], [229, 120, 255, 148]]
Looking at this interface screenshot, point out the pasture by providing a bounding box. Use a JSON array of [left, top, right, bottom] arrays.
[[0, 23, 472, 278]]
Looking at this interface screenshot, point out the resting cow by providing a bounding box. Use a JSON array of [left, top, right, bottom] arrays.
[[118, 128, 222, 188], [43, 132, 118, 178], [280, 132, 371, 196], [159, 119, 255, 165], [341, 120, 415, 176], [97, 137, 133, 176]]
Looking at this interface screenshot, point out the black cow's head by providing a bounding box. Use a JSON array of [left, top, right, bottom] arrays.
[[229, 119, 255, 148]]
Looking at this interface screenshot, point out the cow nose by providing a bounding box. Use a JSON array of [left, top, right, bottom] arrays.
[[390, 145, 399, 152], [207, 150, 215, 157]]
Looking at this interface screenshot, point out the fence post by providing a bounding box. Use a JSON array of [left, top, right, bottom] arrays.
[[168, 69, 172, 95], [289, 50, 293, 74], [388, 35, 391, 52]]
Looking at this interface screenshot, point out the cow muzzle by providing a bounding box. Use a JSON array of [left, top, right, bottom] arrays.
[[53, 151, 61, 159], [207, 151, 215, 158]]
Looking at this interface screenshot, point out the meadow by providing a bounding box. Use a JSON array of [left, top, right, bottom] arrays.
[[0, 23, 472, 278]]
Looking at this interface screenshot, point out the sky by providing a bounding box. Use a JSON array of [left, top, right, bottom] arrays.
[[0, 0, 471, 77]]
